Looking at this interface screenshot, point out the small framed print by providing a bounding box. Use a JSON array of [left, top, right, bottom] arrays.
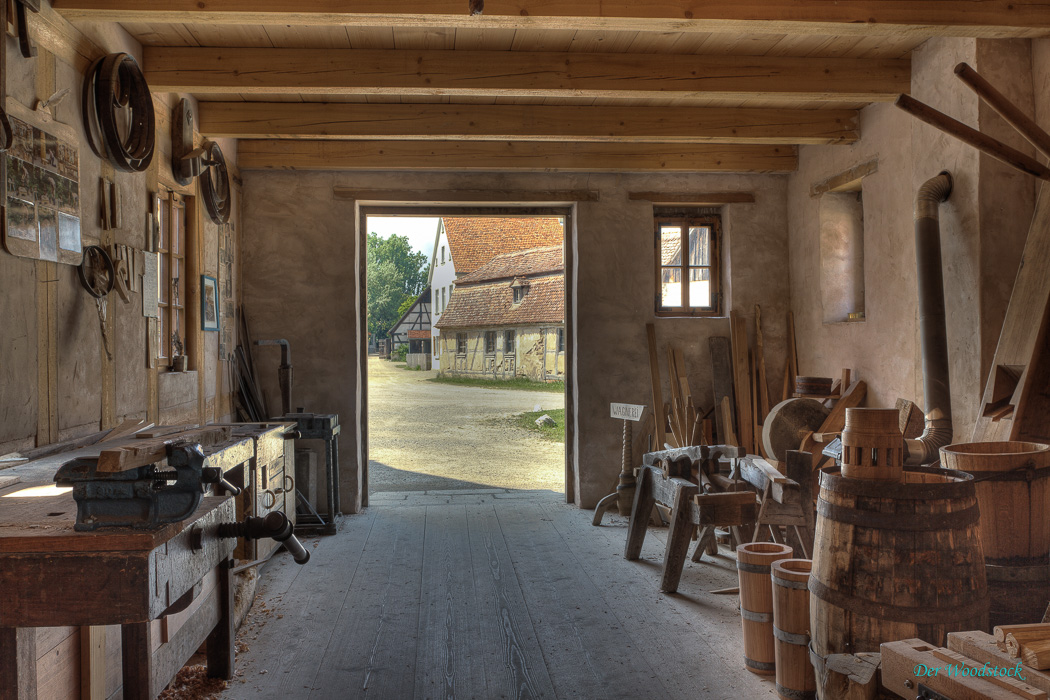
[[201, 275, 219, 331]]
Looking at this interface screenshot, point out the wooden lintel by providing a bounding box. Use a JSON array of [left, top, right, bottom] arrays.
[[198, 102, 858, 145], [54, 1, 1050, 38], [145, 47, 909, 103], [810, 158, 879, 196], [333, 188, 600, 203], [627, 191, 755, 204], [237, 140, 797, 173]]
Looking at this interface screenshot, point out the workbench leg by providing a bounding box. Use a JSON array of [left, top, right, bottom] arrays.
[[624, 467, 654, 560], [660, 484, 699, 593], [121, 622, 152, 700], [691, 527, 716, 562], [331, 434, 341, 516], [0, 627, 37, 700], [592, 492, 619, 526], [207, 558, 235, 680]]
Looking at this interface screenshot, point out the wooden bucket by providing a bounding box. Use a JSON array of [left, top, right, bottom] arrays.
[[772, 559, 815, 700], [840, 408, 903, 482], [941, 440, 1050, 628], [809, 466, 988, 697], [737, 542, 794, 676]]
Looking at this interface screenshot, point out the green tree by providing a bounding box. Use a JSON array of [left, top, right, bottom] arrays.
[[367, 232, 430, 339]]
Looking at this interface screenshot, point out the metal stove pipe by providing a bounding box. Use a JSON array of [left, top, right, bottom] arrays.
[[905, 171, 954, 465]]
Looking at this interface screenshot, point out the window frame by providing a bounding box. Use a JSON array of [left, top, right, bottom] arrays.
[[155, 191, 188, 363], [484, 330, 497, 355], [504, 330, 515, 354], [456, 332, 467, 355], [556, 328, 565, 353], [654, 215, 722, 318]]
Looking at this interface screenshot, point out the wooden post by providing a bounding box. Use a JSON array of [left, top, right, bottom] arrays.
[[207, 557, 236, 680], [80, 626, 106, 700], [0, 627, 37, 700], [616, 418, 636, 516], [121, 622, 152, 700], [660, 480, 700, 593], [625, 466, 655, 560]]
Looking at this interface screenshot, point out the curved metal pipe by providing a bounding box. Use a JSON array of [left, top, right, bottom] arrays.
[[905, 171, 954, 465]]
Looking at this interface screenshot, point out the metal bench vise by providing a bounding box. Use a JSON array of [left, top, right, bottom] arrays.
[[55, 443, 241, 531]]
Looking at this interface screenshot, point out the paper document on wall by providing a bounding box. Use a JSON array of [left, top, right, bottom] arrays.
[[142, 251, 159, 318]]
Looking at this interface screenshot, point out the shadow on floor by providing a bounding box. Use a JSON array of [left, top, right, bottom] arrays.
[[369, 459, 565, 494]]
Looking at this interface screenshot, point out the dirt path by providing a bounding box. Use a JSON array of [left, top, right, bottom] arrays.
[[367, 356, 566, 493]]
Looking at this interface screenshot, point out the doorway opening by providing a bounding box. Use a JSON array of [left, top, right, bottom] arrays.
[[361, 208, 573, 503]]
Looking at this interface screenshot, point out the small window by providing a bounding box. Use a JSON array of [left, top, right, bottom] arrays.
[[556, 328, 565, 353], [456, 333, 467, 355], [656, 216, 721, 316], [433, 289, 440, 314], [441, 245, 445, 264], [513, 284, 527, 304], [485, 330, 497, 354], [504, 330, 514, 354], [442, 287, 447, 310]]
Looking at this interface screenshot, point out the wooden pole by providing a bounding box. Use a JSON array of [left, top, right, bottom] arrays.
[[616, 418, 636, 516], [895, 93, 1050, 181], [954, 62, 1050, 160]]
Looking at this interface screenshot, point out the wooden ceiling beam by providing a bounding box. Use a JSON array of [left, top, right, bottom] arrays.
[[54, 1, 1050, 38], [145, 47, 908, 102], [236, 140, 798, 173], [197, 102, 858, 145]]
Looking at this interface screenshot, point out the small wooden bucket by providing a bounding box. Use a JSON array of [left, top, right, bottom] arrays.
[[772, 559, 815, 700], [840, 408, 903, 482], [737, 542, 794, 675], [941, 440, 1050, 627]]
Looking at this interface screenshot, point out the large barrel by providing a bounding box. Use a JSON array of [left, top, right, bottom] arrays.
[[737, 542, 794, 675], [772, 559, 815, 700], [840, 408, 903, 483], [809, 466, 988, 690], [941, 441, 1050, 628]]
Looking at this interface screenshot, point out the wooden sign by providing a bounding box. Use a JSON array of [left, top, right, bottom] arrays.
[[611, 403, 645, 421]]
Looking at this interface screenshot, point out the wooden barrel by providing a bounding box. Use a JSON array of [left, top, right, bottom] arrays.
[[737, 542, 794, 675], [840, 408, 904, 482], [941, 441, 1050, 628], [809, 466, 988, 695], [772, 559, 815, 700]]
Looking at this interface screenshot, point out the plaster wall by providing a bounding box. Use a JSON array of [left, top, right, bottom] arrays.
[[438, 326, 563, 381], [430, 221, 456, 363], [241, 170, 790, 509], [788, 37, 1040, 437], [0, 18, 239, 456]]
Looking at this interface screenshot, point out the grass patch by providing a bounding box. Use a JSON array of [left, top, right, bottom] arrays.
[[427, 375, 564, 393], [514, 408, 565, 442], [393, 363, 423, 371]]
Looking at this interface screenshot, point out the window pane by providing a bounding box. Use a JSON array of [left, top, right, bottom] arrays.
[[171, 258, 181, 307], [161, 313, 170, 359], [159, 254, 168, 304], [171, 206, 181, 254], [660, 267, 682, 308], [688, 227, 711, 266], [660, 226, 682, 266], [689, 268, 712, 308], [158, 201, 168, 251]]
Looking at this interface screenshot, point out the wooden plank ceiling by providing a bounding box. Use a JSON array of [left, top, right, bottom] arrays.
[[52, 1, 1050, 172]]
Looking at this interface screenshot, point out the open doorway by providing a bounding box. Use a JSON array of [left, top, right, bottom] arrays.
[[361, 209, 572, 502]]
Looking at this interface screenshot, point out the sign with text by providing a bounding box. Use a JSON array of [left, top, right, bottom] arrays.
[[610, 403, 645, 421]]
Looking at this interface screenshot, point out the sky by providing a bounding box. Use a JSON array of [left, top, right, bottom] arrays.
[[366, 216, 441, 262]]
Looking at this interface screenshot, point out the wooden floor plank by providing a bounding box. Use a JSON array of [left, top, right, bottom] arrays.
[[547, 504, 766, 700], [221, 508, 379, 699], [309, 505, 427, 699], [414, 505, 486, 700], [495, 505, 675, 700], [464, 503, 556, 699]]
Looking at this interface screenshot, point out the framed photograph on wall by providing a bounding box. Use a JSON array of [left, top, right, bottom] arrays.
[[201, 275, 220, 331]]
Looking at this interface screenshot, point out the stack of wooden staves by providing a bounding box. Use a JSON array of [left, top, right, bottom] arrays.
[[645, 304, 789, 456], [997, 624, 1050, 671]]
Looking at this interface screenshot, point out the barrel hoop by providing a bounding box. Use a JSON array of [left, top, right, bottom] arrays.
[[773, 625, 810, 646], [741, 608, 773, 623], [808, 578, 988, 625], [776, 683, 816, 700], [737, 561, 772, 575], [816, 500, 979, 531], [820, 465, 973, 499], [744, 657, 776, 672], [967, 461, 1050, 484], [808, 643, 826, 675], [986, 563, 1050, 583], [773, 575, 810, 591]]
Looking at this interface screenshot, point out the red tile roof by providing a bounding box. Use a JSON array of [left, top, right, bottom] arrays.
[[442, 216, 563, 277], [456, 245, 563, 284], [434, 276, 563, 329], [407, 330, 430, 339]]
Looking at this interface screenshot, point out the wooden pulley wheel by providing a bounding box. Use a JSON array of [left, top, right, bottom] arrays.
[[762, 398, 830, 462], [200, 140, 231, 224], [81, 52, 155, 172], [78, 245, 115, 299]]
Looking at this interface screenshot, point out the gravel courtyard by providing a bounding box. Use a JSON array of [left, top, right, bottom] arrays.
[[367, 356, 566, 493]]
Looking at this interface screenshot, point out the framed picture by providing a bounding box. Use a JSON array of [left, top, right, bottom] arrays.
[[201, 275, 220, 331]]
